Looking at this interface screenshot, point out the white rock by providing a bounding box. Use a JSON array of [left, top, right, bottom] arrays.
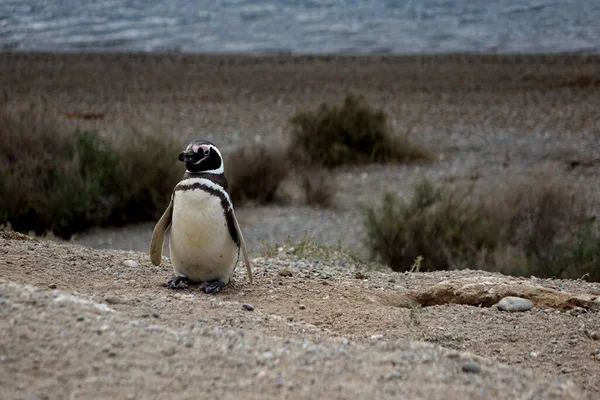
[[123, 260, 138, 268], [497, 296, 533, 312]]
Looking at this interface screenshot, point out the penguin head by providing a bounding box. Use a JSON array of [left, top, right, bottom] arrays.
[[178, 140, 224, 174]]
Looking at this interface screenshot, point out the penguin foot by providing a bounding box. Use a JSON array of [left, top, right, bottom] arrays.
[[203, 280, 226, 294], [166, 275, 190, 290]]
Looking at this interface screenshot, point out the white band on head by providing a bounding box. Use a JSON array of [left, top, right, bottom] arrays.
[[201, 144, 224, 174]]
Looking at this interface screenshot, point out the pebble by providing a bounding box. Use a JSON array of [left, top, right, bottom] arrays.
[[299, 304, 306, 310], [529, 351, 539, 358], [104, 295, 123, 304], [354, 271, 367, 279], [48, 284, 57, 290], [462, 361, 481, 374], [496, 297, 533, 312], [242, 303, 255, 311], [596, 354, 600, 362], [122, 260, 138, 268], [286, 316, 294, 322], [278, 268, 293, 277], [152, 312, 160, 318], [585, 330, 599, 341], [370, 334, 384, 341], [569, 307, 587, 316]]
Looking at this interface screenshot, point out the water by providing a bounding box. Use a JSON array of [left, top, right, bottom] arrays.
[[1, 0, 600, 54]]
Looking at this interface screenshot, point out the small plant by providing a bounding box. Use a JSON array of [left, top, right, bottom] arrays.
[[290, 94, 430, 167], [260, 232, 382, 270], [300, 167, 335, 208], [226, 144, 292, 206]]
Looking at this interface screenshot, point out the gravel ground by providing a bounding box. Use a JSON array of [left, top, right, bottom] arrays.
[[1, 231, 600, 399]]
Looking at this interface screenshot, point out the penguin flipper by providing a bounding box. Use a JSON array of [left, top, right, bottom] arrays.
[[232, 212, 253, 284], [150, 199, 173, 266]]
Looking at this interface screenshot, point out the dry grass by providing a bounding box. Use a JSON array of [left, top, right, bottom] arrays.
[[363, 178, 600, 281], [290, 94, 431, 168]]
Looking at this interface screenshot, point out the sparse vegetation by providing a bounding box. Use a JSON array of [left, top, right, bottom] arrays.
[[364, 179, 600, 281], [290, 94, 431, 167], [0, 106, 181, 238], [226, 144, 336, 208], [300, 166, 335, 208], [225, 144, 292, 206], [260, 233, 383, 270]]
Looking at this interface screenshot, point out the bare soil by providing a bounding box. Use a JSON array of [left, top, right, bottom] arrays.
[[1, 231, 600, 399]]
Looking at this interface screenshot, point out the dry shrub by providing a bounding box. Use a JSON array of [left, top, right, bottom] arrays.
[[300, 166, 335, 208], [491, 179, 599, 280], [364, 179, 600, 281], [226, 144, 336, 208], [226, 144, 292, 206], [0, 105, 181, 238], [363, 180, 499, 272], [290, 94, 431, 168]]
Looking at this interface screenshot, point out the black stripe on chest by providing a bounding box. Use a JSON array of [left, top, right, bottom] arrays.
[[174, 177, 240, 248]]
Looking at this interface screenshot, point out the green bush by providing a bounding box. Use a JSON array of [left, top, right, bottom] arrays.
[[0, 107, 181, 238], [290, 94, 430, 167], [363, 180, 499, 272], [363, 179, 600, 281]]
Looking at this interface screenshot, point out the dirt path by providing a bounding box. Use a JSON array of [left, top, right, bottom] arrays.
[[2, 231, 599, 399]]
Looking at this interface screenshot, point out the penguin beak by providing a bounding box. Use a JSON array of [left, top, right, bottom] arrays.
[[178, 149, 196, 163]]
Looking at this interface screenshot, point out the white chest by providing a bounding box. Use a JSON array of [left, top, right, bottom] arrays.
[[168, 183, 238, 282]]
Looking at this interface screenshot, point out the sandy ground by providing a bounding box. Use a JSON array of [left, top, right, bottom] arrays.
[[1, 52, 600, 398], [1, 231, 600, 399]]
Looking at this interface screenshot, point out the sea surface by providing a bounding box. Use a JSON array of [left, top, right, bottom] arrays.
[[1, 0, 600, 54]]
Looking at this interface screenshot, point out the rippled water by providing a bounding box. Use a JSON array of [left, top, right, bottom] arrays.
[[1, 0, 600, 54]]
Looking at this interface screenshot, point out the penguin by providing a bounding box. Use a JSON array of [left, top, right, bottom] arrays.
[[149, 139, 252, 293]]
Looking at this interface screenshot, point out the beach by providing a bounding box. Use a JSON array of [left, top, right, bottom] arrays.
[[1, 52, 599, 253]]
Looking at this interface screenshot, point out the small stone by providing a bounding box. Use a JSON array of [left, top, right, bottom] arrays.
[[76, 315, 85, 322], [104, 295, 123, 304], [242, 303, 254, 311], [595, 354, 600, 362], [122, 260, 138, 268], [354, 271, 367, 279], [48, 284, 57, 290], [152, 312, 160, 318], [497, 297, 533, 312], [184, 340, 194, 348], [569, 307, 587, 316], [588, 331, 599, 341], [286, 316, 294, 322], [278, 268, 293, 277], [298, 304, 306, 310], [529, 351, 539, 358], [370, 334, 384, 341], [462, 361, 481, 374]]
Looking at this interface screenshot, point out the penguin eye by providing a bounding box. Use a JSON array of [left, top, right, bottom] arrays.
[[203, 148, 210, 156]]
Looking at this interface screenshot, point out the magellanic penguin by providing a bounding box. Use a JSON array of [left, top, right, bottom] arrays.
[[149, 139, 252, 294]]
